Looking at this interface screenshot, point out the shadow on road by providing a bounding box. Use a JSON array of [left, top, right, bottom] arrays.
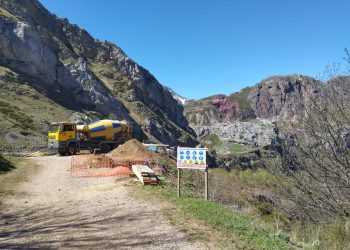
[[0, 201, 186, 249]]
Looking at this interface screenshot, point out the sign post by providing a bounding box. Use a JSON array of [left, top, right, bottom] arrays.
[[177, 168, 181, 198], [177, 147, 208, 199], [205, 168, 208, 200]]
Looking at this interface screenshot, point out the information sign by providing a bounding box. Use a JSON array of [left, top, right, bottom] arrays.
[[177, 147, 207, 169]]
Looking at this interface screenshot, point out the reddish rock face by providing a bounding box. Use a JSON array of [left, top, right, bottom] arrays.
[[212, 96, 255, 121]]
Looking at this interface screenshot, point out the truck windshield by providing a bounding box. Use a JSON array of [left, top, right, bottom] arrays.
[[49, 124, 60, 133]]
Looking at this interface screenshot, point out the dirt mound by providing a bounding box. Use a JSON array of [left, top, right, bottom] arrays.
[[109, 139, 151, 159], [83, 155, 115, 169]]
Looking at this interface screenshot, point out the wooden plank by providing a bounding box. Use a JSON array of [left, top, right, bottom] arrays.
[[132, 165, 154, 185]]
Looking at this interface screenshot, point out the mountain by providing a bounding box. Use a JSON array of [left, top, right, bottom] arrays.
[[164, 86, 191, 105], [0, 0, 197, 151], [184, 75, 322, 152], [184, 74, 319, 128]]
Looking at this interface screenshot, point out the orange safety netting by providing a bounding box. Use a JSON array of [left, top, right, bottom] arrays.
[[70, 154, 149, 177]]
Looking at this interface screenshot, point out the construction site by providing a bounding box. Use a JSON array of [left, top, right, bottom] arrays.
[[70, 139, 167, 186]]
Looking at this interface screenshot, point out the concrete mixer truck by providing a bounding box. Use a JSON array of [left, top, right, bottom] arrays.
[[47, 119, 132, 156]]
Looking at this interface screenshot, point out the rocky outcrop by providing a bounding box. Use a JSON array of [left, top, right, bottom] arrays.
[[184, 88, 256, 128], [197, 119, 278, 147], [212, 95, 255, 121], [164, 86, 191, 105], [184, 75, 318, 148], [184, 75, 319, 130], [248, 75, 318, 120], [0, 0, 196, 147]]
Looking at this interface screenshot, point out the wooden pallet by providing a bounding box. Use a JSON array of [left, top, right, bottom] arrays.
[[132, 165, 158, 185]]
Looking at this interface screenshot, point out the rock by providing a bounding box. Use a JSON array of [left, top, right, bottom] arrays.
[[0, 19, 57, 84], [197, 119, 278, 147], [184, 87, 256, 127], [57, 58, 130, 120], [184, 75, 319, 130], [249, 75, 318, 120]]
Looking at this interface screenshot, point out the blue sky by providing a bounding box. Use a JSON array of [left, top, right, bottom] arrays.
[[40, 0, 350, 99]]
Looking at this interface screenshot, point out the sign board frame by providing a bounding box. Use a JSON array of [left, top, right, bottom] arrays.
[[176, 147, 209, 200]]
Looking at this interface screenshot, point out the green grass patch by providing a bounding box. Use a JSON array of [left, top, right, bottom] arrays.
[[228, 86, 254, 110], [228, 169, 280, 186], [292, 219, 350, 250], [228, 143, 257, 154], [0, 154, 18, 174], [201, 133, 258, 155], [148, 186, 292, 249]]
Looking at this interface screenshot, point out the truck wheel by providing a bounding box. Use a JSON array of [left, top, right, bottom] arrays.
[[68, 144, 77, 155], [100, 143, 109, 153], [59, 151, 66, 156]]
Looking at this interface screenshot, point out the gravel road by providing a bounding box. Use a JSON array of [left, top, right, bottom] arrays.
[[0, 156, 201, 249]]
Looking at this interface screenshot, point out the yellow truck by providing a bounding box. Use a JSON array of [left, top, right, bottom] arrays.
[[48, 119, 132, 156]]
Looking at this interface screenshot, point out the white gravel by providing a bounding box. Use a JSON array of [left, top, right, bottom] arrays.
[[0, 155, 202, 249]]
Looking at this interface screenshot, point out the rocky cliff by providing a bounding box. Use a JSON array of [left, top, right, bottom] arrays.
[[184, 75, 319, 128], [0, 0, 196, 151], [248, 75, 318, 120]]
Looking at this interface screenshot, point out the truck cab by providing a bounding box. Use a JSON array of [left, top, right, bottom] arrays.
[[48, 122, 79, 156]]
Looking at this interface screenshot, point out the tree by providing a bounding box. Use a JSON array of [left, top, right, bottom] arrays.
[[273, 52, 350, 223]]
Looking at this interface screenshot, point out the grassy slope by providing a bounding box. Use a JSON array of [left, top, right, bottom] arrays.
[[147, 153, 349, 250], [140, 155, 296, 249], [0, 67, 74, 151], [228, 86, 254, 110], [144, 185, 292, 249]]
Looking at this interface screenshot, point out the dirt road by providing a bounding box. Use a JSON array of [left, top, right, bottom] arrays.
[[0, 156, 201, 249]]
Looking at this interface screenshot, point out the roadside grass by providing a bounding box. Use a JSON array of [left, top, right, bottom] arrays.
[[0, 157, 40, 208], [0, 154, 18, 174], [146, 185, 293, 249], [306, 220, 350, 250], [148, 155, 345, 249]]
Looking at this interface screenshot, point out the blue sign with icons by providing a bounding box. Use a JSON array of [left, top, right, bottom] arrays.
[[177, 147, 207, 169]]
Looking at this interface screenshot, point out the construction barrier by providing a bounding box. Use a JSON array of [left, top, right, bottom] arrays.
[[70, 155, 149, 177]]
